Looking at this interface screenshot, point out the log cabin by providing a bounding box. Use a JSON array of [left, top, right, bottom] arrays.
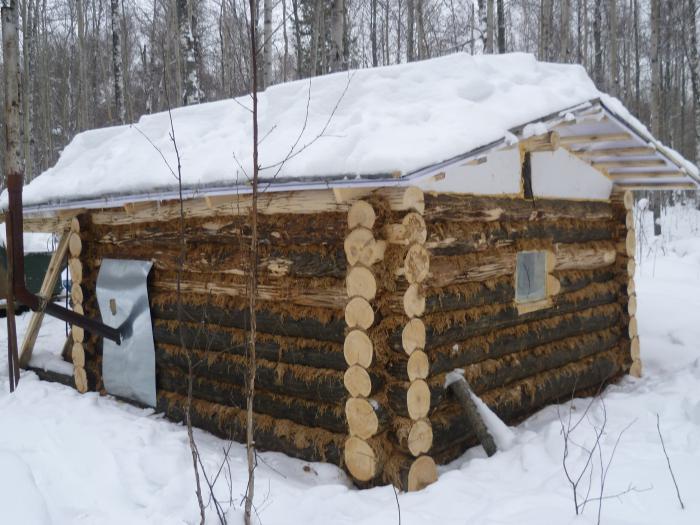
[[3, 53, 699, 491]]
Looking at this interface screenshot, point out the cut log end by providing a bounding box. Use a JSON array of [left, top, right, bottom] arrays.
[[627, 258, 636, 277], [402, 187, 425, 215], [74, 366, 88, 393], [344, 330, 374, 368], [626, 230, 636, 257], [348, 201, 376, 230], [68, 257, 83, 285], [344, 437, 378, 482], [623, 190, 634, 210], [403, 284, 426, 318], [344, 228, 384, 267], [345, 297, 374, 330], [346, 397, 380, 439], [69, 232, 82, 258], [70, 217, 80, 233], [408, 419, 433, 457], [628, 294, 637, 316], [404, 244, 430, 284], [628, 316, 638, 339], [407, 379, 431, 420], [346, 266, 377, 300], [407, 455, 437, 491], [402, 318, 426, 355], [407, 350, 429, 381], [71, 342, 85, 368], [344, 365, 372, 398]]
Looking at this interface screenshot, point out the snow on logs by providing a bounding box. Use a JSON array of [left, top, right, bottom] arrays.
[[69, 218, 88, 393], [343, 200, 388, 483]]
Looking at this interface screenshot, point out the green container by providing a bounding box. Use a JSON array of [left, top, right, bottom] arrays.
[[0, 246, 62, 297]]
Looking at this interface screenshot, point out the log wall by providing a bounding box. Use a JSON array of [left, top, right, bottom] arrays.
[[71, 187, 633, 492], [377, 192, 633, 473]]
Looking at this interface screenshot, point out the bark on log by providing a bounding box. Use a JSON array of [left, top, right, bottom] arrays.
[[151, 301, 346, 342], [424, 194, 612, 223], [447, 376, 498, 456], [155, 344, 358, 402], [387, 318, 621, 417], [381, 452, 438, 491], [389, 281, 620, 352], [152, 319, 347, 370], [157, 366, 347, 433], [158, 391, 344, 464], [425, 219, 615, 256]]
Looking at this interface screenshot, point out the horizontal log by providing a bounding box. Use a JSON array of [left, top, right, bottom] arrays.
[[426, 219, 615, 256], [152, 319, 347, 370], [426, 242, 617, 287], [155, 344, 355, 403], [151, 275, 347, 309], [157, 366, 346, 433], [388, 280, 620, 351], [158, 391, 344, 465], [89, 246, 347, 279], [387, 302, 621, 378], [151, 301, 346, 342], [28, 366, 75, 388], [424, 195, 612, 223], [389, 324, 619, 418]]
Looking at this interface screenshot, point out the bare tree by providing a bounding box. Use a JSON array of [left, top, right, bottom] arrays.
[[609, 0, 619, 95], [111, 0, 126, 124], [560, 0, 571, 62], [330, 0, 345, 72], [688, 0, 700, 163], [407, 0, 415, 61], [651, 0, 662, 136], [177, 0, 202, 105], [263, 0, 272, 87], [497, 0, 506, 53], [486, 0, 495, 53]]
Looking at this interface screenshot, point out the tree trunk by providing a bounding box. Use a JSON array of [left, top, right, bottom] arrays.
[[76, 0, 88, 131], [111, 0, 126, 124], [609, 0, 618, 95], [486, 0, 494, 53], [496, 0, 505, 53], [650, 0, 661, 137], [560, 0, 571, 62], [416, 0, 426, 59], [407, 0, 414, 62], [292, 0, 303, 77], [370, 0, 378, 66], [330, 0, 345, 72], [177, 0, 201, 105], [311, 0, 322, 75], [593, 0, 603, 86], [477, 0, 486, 53], [688, 0, 700, 163], [263, 0, 272, 87]]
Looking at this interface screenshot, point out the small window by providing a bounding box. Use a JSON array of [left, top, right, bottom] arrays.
[[515, 251, 546, 303]]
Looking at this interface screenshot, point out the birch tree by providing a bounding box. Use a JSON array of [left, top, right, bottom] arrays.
[[263, 0, 272, 87], [111, 0, 126, 124], [177, 0, 202, 105]]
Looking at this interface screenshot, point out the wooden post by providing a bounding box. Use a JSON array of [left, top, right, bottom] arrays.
[[343, 200, 388, 482], [18, 231, 71, 367]]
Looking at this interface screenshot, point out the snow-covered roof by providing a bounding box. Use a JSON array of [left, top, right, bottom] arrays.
[[5, 52, 698, 212]]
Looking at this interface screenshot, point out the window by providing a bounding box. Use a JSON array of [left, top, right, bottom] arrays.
[[515, 251, 547, 303]]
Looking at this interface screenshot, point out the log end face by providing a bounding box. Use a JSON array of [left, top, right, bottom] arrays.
[[407, 455, 437, 491], [344, 436, 378, 482]]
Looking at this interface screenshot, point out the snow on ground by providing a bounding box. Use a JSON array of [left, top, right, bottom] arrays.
[[2, 202, 700, 524]]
